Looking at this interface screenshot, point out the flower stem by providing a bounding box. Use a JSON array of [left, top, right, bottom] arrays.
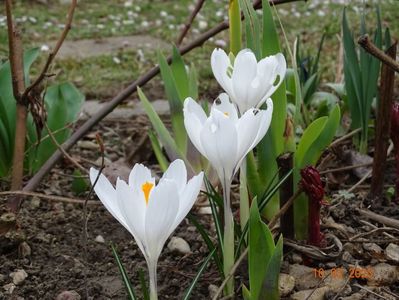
[[239, 160, 249, 232], [148, 259, 158, 300], [223, 178, 234, 296]]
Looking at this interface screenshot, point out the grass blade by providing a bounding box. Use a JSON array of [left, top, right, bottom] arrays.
[[183, 248, 216, 300], [187, 214, 223, 275], [138, 268, 150, 300], [111, 244, 137, 300]]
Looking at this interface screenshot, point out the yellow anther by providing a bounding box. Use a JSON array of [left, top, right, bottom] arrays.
[[141, 181, 154, 204], [224, 112, 229, 117]]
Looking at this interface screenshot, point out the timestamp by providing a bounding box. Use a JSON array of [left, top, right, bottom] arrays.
[[312, 266, 374, 280]]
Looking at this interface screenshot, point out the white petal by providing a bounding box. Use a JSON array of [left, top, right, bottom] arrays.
[[200, 109, 238, 183], [145, 179, 180, 261], [211, 48, 235, 98], [172, 172, 204, 230], [231, 49, 258, 112], [183, 98, 207, 155], [211, 93, 238, 122], [160, 159, 187, 193], [253, 98, 274, 146], [235, 99, 273, 172], [235, 109, 264, 166], [128, 163, 155, 191], [258, 53, 287, 100], [116, 179, 147, 256], [90, 168, 129, 231]]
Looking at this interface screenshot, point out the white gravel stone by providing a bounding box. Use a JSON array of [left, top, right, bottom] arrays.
[[10, 269, 28, 285], [279, 273, 295, 296], [167, 237, 191, 255], [95, 235, 105, 244], [385, 243, 399, 263]]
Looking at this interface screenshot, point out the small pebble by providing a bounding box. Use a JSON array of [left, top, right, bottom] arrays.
[[56, 290, 81, 300], [18, 242, 31, 258], [167, 237, 191, 254], [208, 284, 218, 299], [3, 283, 16, 294], [279, 273, 295, 296], [385, 243, 399, 263], [30, 196, 41, 209], [198, 207, 212, 215], [10, 269, 27, 285], [95, 235, 105, 244]]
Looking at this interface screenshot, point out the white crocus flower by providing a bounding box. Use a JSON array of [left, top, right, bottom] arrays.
[[183, 93, 273, 186], [211, 48, 286, 114], [183, 93, 273, 292], [90, 159, 203, 300]]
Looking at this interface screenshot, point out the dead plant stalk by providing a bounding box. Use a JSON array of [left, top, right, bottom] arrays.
[[4, 0, 77, 212]]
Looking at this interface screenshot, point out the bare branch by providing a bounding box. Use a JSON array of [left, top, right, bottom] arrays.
[[358, 35, 399, 73], [23, 0, 78, 97], [176, 0, 206, 46]]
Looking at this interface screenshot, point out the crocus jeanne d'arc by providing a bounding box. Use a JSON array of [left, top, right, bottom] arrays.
[[90, 159, 203, 300], [183, 93, 273, 187], [211, 48, 286, 114], [183, 93, 273, 294]]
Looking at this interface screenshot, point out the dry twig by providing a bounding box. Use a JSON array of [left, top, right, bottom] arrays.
[[0, 190, 98, 205], [358, 35, 399, 73], [176, 0, 206, 46]]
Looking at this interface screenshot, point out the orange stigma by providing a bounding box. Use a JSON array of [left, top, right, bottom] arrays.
[[141, 181, 154, 204]]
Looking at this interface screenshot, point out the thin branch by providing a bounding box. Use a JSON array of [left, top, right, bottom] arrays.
[[268, 188, 302, 229], [23, 0, 77, 97], [83, 133, 105, 299], [176, 0, 206, 46], [24, 0, 305, 193], [212, 248, 248, 300], [0, 191, 99, 205], [319, 158, 394, 175], [44, 122, 87, 174], [358, 35, 399, 73]]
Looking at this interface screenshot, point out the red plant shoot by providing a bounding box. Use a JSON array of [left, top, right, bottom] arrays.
[[300, 166, 327, 247], [391, 102, 399, 202]]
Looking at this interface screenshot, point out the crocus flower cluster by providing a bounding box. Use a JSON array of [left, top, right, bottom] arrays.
[[300, 166, 326, 247], [391, 102, 399, 202], [90, 47, 286, 299]]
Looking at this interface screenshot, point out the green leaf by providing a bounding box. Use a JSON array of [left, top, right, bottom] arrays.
[[148, 129, 169, 172], [188, 64, 198, 100], [157, 51, 187, 154], [342, 8, 362, 129], [294, 105, 341, 239], [171, 46, 190, 100], [229, 0, 242, 55], [71, 169, 89, 195], [242, 285, 251, 300], [183, 248, 216, 300], [240, 0, 261, 59], [111, 244, 137, 300], [248, 200, 275, 299], [138, 87, 190, 168], [260, 235, 283, 300]]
